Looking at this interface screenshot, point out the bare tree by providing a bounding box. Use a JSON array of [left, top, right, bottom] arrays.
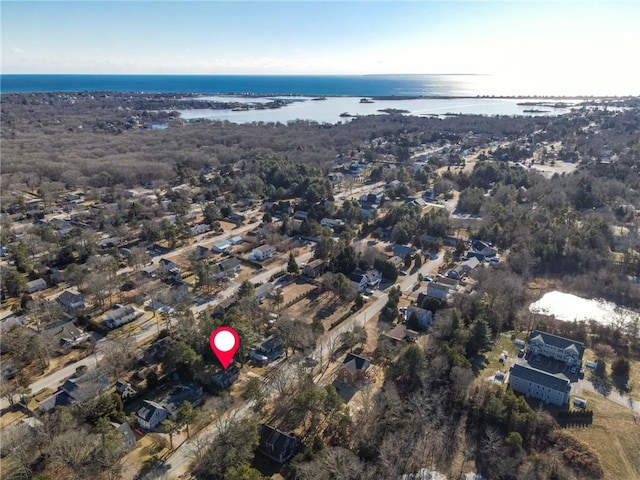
[[100, 337, 140, 379]]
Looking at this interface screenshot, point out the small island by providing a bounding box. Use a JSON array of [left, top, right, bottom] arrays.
[[377, 108, 410, 114]]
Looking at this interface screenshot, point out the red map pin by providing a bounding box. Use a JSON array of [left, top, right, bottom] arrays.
[[209, 326, 240, 369]]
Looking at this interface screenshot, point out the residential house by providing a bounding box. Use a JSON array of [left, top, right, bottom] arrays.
[[349, 269, 381, 292], [39, 369, 110, 413], [229, 236, 244, 245], [213, 240, 233, 254], [364, 269, 382, 288], [159, 258, 178, 274], [41, 320, 91, 349], [50, 267, 66, 284], [219, 257, 242, 276], [255, 283, 275, 303], [425, 282, 450, 301], [337, 353, 371, 385], [141, 265, 158, 278], [320, 218, 346, 229], [392, 244, 415, 258], [447, 257, 480, 280], [388, 256, 405, 270], [259, 425, 299, 464], [26, 278, 47, 293], [257, 336, 284, 361], [115, 380, 136, 399], [471, 240, 497, 258], [527, 330, 585, 366], [251, 245, 276, 261], [211, 364, 240, 390], [196, 245, 212, 259], [228, 212, 246, 223], [136, 400, 167, 430], [56, 290, 85, 313], [99, 237, 120, 249], [404, 306, 433, 330], [104, 305, 142, 330], [303, 259, 325, 278], [293, 211, 309, 220], [190, 223, 210, 236], [136, 383, 203, 430], [508, 364, 571, 406], [408, 197, 429, 210], [349, 271, 368, 293]]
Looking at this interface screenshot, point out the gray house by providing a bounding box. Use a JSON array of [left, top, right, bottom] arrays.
[[508, 363, 571, 406], [26, 278, 47, 293], [56, 290, 85, 312]]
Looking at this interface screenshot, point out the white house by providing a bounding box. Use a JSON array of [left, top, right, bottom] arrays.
[[251, 245, 276, 261], [136, 400, 167, 430], [104, 305, 142, 330], [527, 330, 585, 366], [508, 364, 571, 406], [349, 272, 368, 292]]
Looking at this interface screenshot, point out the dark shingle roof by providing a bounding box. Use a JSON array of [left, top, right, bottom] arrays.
[[137, 400, 163, 421], [509, 364, 570, 392], [259, 424, 298, 463], [342, 353, 370, 373], [211, 365, 240, 389], [528, 330, 585, 356]]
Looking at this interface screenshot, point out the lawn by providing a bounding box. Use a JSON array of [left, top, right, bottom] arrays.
[[568, 390, 640, 480], [477, 331, 524, 381]]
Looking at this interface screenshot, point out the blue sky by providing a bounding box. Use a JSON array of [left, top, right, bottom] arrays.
[[2, 0, 639, 86]]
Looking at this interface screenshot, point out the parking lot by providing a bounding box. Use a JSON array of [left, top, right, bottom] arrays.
[[521, 352, 581, 382]]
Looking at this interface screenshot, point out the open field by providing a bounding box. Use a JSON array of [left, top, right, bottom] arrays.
[[569, 390, 640, 480]]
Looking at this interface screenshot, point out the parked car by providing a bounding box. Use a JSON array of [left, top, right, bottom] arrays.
[[250, 351, 269, 365], [423, 276, 433, 282], [517, 349, 525, 358]]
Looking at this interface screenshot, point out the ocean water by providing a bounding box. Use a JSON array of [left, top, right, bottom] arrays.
[[0, 74, 595, 123], [0, 74, 582, 97], [178, 95, 578, 124]]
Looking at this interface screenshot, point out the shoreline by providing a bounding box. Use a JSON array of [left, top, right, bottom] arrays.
[[1, 90, 637, 101]]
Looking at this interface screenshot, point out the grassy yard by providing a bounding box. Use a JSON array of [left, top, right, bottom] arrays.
[[478, 331, 525, 380], [568, 390, 640, 480]]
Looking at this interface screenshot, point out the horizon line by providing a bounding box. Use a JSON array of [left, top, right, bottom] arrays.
[[0, 72, 490, 76]]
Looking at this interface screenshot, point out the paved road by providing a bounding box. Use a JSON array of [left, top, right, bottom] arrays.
[[156, 255, 443, 479], [0, 249, 314, 411], [575, 379, 640, 415]]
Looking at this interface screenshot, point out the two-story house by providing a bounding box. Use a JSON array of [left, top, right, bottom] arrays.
[[527, 330, 585, 366], [251, 245, 276, 261]]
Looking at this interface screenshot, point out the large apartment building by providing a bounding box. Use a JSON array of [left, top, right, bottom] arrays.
[[527, 330, 585, 366], [508, 364, 571, 406]]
